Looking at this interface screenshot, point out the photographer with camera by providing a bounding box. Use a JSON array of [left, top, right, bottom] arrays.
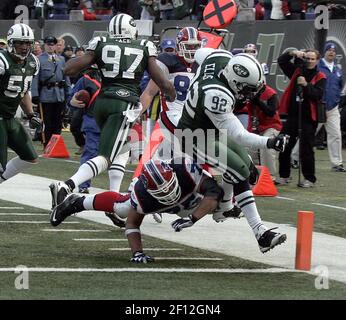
[[31, 36, 71, 147], [276, 49, 326, 187]]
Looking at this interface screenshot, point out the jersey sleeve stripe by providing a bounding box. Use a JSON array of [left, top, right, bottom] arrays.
[[206, 52, 233, 60], [185, 100, 196, 118], [0, 52, 9, 69]]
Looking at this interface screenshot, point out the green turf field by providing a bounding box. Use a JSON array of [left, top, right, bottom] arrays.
[[1, 132, 346, 299]]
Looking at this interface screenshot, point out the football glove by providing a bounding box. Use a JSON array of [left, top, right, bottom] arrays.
[[171, 214, 197, 232], [130, 251, 154, 264], [266, 134, 289, 152], [27, 112, 42, 129]]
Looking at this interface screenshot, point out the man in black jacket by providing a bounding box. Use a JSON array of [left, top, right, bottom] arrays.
[[277, 49, 326, 187]]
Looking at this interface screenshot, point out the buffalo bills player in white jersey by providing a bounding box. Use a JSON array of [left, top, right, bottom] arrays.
[[141, 27, 201, 158]]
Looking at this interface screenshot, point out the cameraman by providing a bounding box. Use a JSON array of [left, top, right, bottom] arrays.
[[276, 49, 326, 187]]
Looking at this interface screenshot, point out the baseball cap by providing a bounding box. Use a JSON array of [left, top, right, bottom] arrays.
[[44, 36, 57, 44], [324, 42, 336, 53], [0, 38, 7, 45], [160, 39, 176, 50], [64, 45, 73, 52]]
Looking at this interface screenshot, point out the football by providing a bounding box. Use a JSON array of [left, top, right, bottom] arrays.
[[75, 89, 91, 105]]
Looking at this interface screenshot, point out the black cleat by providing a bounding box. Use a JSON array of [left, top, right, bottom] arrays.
[[257, 227, 287, 253], [49, 181, 71, 209], [50, 194, 84, 227]]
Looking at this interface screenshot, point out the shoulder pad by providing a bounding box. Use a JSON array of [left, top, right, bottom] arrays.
[[203, 86, 235, 114], [0, 51, 9, 74], [30, 53, 40, 76], [145, 40, 158, 57], [86, 36, 102, 51]]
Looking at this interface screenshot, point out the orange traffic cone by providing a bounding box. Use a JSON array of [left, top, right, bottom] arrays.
[[42, 134, 70, 158], [133, 122, 164, 178], [252, 165, 278, 197]]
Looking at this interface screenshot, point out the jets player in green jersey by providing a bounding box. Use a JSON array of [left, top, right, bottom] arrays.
[[177, 50, 289, 253], [50, 13, 176, 209], [0, 23, 41, 185]]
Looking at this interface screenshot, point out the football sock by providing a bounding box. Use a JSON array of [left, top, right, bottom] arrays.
[[108, 152, 129, 192], [68, 156, 108, 191], [234, 180, 267, 238], [1, 157, 36, 182], [219, 173, 234, 211]]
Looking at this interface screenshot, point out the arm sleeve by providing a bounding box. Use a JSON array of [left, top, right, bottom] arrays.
[[205, 109, 268, 148], [278, 51, 296, 78]]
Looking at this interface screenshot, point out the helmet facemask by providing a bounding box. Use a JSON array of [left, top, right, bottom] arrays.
[[178, 40, 201, 63], [141, 160, 182, 206], [8, 39, 34, 60]]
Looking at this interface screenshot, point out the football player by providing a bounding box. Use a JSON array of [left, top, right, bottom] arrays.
[[140, 27, 202, 159], [0, 23, 41, 185], [49, 13, 176, 209], [49, 156, 285, 263], [177, 51, 289, 247]]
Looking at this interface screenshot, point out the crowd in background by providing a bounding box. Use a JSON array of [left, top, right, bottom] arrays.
[[0, 1, 345, 21]]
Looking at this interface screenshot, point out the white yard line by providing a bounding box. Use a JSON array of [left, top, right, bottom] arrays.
[[0, 267, 300, 273], [1, 173, 346, 284], [108, 248, 182, 251], [154, 257, 223, 261], [0, 221, 79, 224], [73, 238, 127, 242], [0, 213, 47, 216], [42, 229, 110, 232], [312, 203, 346, 211], [0, 207, 24, 209]]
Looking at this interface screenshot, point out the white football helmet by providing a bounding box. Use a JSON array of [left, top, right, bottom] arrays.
[[7, 23, 34, 60], [108, 13, 138, 40], [223, 53, 266, 100]]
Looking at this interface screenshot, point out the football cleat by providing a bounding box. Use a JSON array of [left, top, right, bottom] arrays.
[[152, 213, 162, 223], [105, 212, 126, 228], [256, 227, 287, 253], [50, 194, 84, 227], [49, 181, 71, 209], [213, 205, 244, 222]]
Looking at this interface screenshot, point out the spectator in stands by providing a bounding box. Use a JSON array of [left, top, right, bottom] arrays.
[[255, 0, 265, 20], [270, 0, 284, 20], [139, 0, 160, 21], [62, 45, 74, 62], [191, 0, 208, 21], [277, 49, 326, 187], [282, 0, 307, 20], [56, 38, 65, 55], [75, 46, 85, 57], [80, 0, 97, 19], [33, 40, 43, 56], [263, 0, 272, 20], [31, 36, 72, 147], [0, 39, 7, 49], [318, 42, 346, 172]]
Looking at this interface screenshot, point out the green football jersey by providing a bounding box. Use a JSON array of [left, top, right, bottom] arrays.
[[178, 50, 235, 132], [87, 36, 157, 102], [0, 51, 39, 118]]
